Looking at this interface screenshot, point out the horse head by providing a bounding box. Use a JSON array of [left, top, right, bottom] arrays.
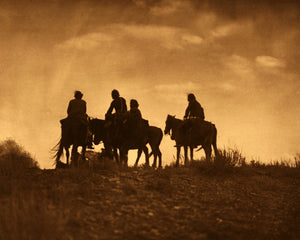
[[164, 115, 176, 135]]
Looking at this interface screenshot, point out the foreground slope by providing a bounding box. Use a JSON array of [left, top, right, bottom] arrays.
[[0, 163, 299, 240]]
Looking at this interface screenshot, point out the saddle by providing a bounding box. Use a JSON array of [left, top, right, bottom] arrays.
[[60, 117, 88, 127]]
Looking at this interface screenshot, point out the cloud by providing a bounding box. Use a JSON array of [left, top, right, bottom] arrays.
[[255, 56, 286, 68], [154, 81, 198, 104], [181, 34, 203, 45], [210, 23, 239, 38], [149, 0, 190, 16], [119, 24, 204, 50], [154, 81, 198, 93], [224, 54, 253, 76], [119, 24, 183, 49], [56, 32, 114, 50], [132, 0, 147, 8], [57, 24, 204, 51]]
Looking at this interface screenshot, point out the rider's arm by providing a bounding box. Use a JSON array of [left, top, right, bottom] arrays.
[[106, 101, 114, 115], [184, 105, 190, 119]]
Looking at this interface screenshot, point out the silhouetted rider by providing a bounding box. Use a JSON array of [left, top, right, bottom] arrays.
[[67, 91, 87, 122], [106, 89, 127, 118], [127, 99, 148, 145], [129, 99, 142, 120], [63, 90, 93, 149], [184, 93, 205, 120], [104, 90, 127, 145], [181, 93, 205, 148]]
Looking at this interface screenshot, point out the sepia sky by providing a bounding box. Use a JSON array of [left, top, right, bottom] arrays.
[[0, 0, 299, 168]]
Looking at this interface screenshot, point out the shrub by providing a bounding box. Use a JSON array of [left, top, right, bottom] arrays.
[[250, 159, 266, 168], [269, 159, 295, 168], [215, 147, 246, 168], [0, 139, 39, 175]]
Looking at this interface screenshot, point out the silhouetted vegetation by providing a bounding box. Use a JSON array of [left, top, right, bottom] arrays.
[[0, 139, 39, 175]]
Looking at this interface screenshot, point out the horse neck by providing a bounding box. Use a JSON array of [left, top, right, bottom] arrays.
[[170, 117, 183, 131]]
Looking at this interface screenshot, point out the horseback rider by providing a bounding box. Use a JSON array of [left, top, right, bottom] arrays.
[[104, 90, 128, 145], [127, 99, 148, 145], [106, 89, 127, 118], [129, 99, 142, 120], [62, 90, 93, 149], [184, 93, 205, 120], [67, 90, 87, 122], [182, 93, 205, 147]]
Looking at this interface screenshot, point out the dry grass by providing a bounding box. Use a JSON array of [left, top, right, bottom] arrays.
[[0, 191, 66, 240]]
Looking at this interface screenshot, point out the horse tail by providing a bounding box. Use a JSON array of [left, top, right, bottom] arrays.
[[52, 138, 64, 167]]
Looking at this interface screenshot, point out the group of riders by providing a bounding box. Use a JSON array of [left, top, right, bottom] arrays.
[[59, 89, 206, 164]]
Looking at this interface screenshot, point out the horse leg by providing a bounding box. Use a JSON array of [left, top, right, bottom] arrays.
[[81, 145, 87, 164], [113, 147, 119, 164], [212, 127, 219, 161], [65, 147, 70, 165], [134, 148, 143, 167], [120, 147, 128, 167], [125, 150, 129, 167], [158, 149, 162, 168], [149, 144, 156, 168], [204, 145, 212, 164], [151, 148, 157, 168], [152, 153, 157, 168], [123, 149, 129, 167], [176, 146, 181, 167], [184, 146, 188, 166], [190, 146, 194, 163], [71, 145, 79, 167], [143, 146, 149, 167]]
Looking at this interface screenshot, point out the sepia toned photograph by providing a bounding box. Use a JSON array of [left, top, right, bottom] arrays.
[[0, 0, 299, 239]]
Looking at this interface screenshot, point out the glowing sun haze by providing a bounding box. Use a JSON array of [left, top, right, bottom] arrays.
[[0, 0, 299, 168]]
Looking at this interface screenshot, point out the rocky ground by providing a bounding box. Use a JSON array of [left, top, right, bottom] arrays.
[[0, 160, 299, 240]]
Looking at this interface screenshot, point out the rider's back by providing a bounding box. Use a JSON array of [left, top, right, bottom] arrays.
[[67, 98, 87, 121]]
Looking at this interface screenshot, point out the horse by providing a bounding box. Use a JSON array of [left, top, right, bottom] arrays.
[[135, 126, 163, 168], [90, 118, 162, 167], [89, 117, 149, 166], [89, 118, 120, 161], [164, 115, 218, 166], [53, 119, 88, 168]]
